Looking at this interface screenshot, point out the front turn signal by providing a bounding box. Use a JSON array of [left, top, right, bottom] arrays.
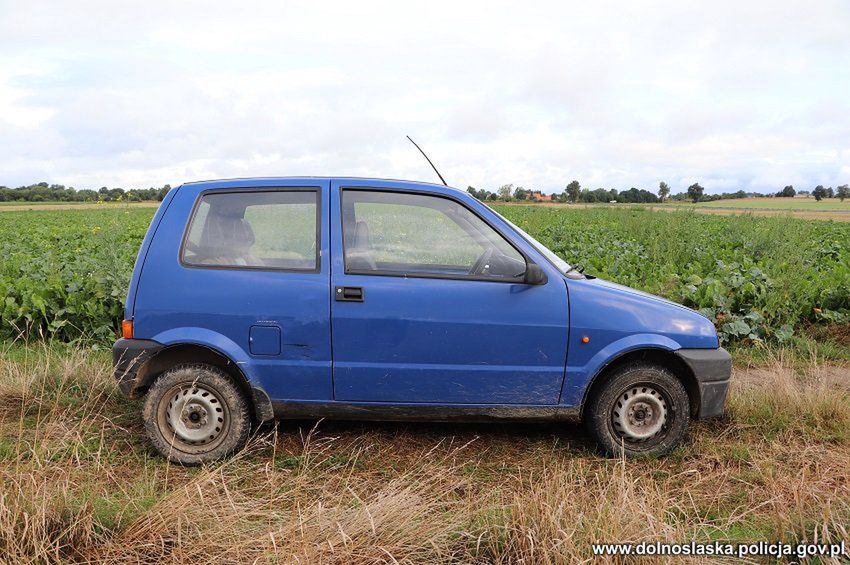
[[122, 319, 134, 339]]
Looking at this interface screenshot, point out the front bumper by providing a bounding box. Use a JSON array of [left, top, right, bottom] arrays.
[[675, 347, 732, 418], [113, 338, 164, 397]]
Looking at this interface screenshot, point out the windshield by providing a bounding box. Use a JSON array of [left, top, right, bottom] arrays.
[[491, 210, 572, 275]]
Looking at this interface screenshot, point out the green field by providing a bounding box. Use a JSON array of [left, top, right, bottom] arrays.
[[0, 207, 151, 341], [665, 196, 850, 211], [0, 200, 99, 207], [497, 205, 850, 348], [0, 200, 160, 208], [1, 205, 848, 353]]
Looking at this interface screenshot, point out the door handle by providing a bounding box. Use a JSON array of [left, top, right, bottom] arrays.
[[335, 286, 364, 302]]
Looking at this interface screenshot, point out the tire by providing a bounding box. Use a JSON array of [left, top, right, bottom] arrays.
[[142, 364, 252, 465], [585, 363, 690, 458]]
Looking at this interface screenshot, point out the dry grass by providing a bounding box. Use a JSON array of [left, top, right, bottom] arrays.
[[501, 201, 850, 221], [0, 344, 848, 564]]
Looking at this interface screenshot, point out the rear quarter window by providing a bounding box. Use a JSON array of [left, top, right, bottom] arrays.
[[181, 190, 318, 271]]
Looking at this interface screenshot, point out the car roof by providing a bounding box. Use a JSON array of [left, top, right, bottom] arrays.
[[181, 176, 466, 196]]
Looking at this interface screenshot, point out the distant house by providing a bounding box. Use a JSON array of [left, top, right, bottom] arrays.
[[529, 191, 552, 202]]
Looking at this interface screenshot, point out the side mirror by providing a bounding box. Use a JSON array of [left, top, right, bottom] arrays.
[[523, 263, 548, 285]]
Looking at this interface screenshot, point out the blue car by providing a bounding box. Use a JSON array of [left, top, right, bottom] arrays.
[[113, 177, 730, 464]]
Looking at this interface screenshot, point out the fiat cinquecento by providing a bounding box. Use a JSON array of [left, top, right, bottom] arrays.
[[113, 177, 730, 464]]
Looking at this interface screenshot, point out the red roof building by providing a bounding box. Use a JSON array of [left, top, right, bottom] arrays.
[[529, 191, 552, 202]]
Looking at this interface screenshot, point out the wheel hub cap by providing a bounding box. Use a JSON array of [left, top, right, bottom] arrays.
[[612, 386, 667, 441], [165, 386, 226, 445], [181, 404, 208, 428]]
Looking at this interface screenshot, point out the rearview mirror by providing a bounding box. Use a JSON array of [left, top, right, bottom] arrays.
[[523, 263, 547, 285]]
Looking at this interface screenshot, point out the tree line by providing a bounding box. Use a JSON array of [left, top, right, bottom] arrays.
[[468, 181, 849, 204], [3, 180, 848, 205], [786, 184, 849, 201], [0, 182, 172, 203]]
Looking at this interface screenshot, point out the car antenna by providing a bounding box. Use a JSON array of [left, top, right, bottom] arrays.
[[406, 135, 448, 186]]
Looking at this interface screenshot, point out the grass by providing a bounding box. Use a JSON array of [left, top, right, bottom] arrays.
[[0, 343, 847, 562]]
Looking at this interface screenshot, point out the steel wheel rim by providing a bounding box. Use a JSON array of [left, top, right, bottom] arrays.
[[611, 384, 668, 442], [158, 382, 230, 453]]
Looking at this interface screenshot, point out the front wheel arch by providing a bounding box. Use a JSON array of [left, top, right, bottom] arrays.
[[585, 362, 691, 457], [579, 348, 700, 420]]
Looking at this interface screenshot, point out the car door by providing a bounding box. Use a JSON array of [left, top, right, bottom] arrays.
[[330, 181, 569, 404], [136, 180, 332, 402]]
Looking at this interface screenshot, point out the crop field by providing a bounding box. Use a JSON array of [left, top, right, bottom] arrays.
[[0, 203, 848, 562], [679, 197, 850, 211], [637, 198, 850, 223], [494, 205, 850, 349], [1, 204, 849, 350], [0, 208, 151, 342], [0, 201, 160, 212], [643, 197, 850, 222], [516, 199, 850, 222]]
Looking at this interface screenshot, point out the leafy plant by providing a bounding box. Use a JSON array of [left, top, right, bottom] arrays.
[[0, 208, 150, 342]]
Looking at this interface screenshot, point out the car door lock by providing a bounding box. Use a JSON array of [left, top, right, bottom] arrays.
[[335, 286, 364, 302]]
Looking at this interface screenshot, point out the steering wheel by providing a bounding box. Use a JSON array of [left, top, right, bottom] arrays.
[[469, 247, 495, 276]]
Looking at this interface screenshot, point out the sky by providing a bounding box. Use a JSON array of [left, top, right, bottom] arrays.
[[1, 1, 849, 195]]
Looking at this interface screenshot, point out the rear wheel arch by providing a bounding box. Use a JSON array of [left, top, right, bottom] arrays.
[[143, 363, 252, 465], [134, 343, 273, 423], [579, 348, 700, 420]]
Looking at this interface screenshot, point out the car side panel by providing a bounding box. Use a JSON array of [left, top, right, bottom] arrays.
[[125, 185, 181, 319], [559, 277, 718, 407]]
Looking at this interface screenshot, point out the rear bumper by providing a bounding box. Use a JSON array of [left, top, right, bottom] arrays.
[[675, 347, 732, 419], [113, 338, 164, 397]]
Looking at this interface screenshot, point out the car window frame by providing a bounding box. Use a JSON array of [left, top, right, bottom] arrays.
[[340, 187, 538, 284], [179, 187, 322, 274]]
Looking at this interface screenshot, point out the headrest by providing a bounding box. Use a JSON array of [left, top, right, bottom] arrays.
[[203, 215, 255, 250], [353, 220, 371, 249]]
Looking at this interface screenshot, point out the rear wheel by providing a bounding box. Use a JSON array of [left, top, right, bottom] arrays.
[[585, 363, 690, 457], [142, 364, 251, 465]]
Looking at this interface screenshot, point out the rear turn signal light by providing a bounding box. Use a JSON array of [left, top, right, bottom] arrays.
[[122, 319, 134, 339]]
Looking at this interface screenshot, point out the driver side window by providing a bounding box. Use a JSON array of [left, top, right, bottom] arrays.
[[341, 190, 525, 280]]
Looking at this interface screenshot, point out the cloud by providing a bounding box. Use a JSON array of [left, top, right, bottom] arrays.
[[0, 0, 849, 193]]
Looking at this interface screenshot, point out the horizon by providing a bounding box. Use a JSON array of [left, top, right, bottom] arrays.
[[3, 178, 844, 198]]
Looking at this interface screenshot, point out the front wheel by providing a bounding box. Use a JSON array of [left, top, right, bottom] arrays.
[[585, 363, 690, 458], [142, 364, 252, 465]]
